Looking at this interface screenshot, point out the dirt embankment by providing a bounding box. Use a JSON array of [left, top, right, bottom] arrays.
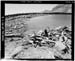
[[5, 14, 71, 59]]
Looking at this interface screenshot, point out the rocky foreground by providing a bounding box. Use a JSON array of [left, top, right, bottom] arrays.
[[5, 25, 71, 59]]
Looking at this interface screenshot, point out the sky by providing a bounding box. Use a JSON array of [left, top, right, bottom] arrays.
[[5, 4, 57, 15]]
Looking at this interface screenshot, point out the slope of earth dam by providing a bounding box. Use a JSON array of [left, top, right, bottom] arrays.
[[26, 15, 71, 34], [5, 14, 71, 59]]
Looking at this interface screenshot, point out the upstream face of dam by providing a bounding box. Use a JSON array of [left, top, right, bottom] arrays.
[[5, 14, 72, 59], [26, 15, 71, 33]]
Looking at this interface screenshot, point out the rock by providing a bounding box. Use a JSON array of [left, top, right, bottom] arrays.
[[5, 25, 71, 59]]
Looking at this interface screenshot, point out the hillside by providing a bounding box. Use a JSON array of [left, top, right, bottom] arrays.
[[51, 4, 71, 13]]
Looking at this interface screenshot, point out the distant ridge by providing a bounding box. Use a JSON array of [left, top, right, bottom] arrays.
[[5, 4, 72, 18], [42, 4, 71, 13], [51, 4, 71, 13], [5, 12, 71, 19], [5, 13, 39, 18]]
